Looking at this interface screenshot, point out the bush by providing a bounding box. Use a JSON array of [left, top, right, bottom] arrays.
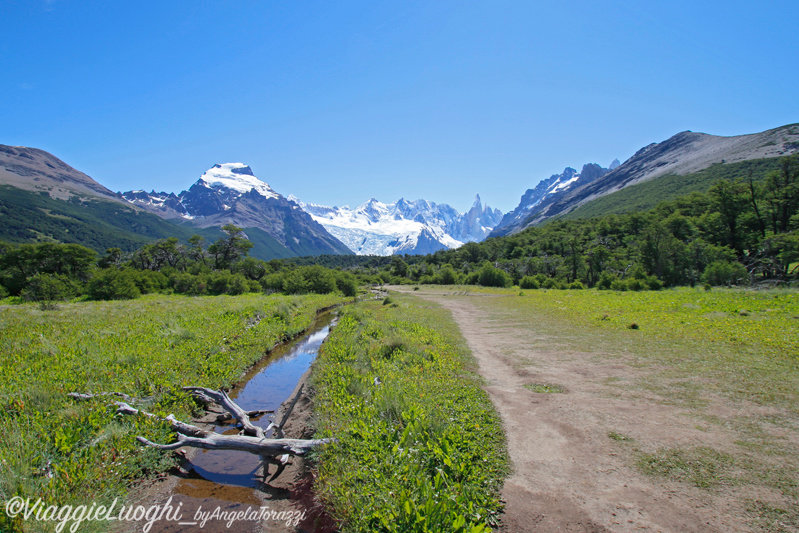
[[22, 274, 70, 309], [336, 273, 359, 297], [568, 280, 586, 290], [282, 270, 309, 294], [0, 283, 8, 300], [133, 270, 169, 294], [519, 276, 540, 289], [435, 265, 458, 285], [597, 271, 616, 290], [701, 261, 749, 286], [87, 269, 141, 300], [171, 272, 208, 295], [301, 265, 338, 294], [478, 262, 510, 288]]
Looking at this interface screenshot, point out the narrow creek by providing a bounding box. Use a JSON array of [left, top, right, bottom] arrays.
[[144, 312, 336, 533]]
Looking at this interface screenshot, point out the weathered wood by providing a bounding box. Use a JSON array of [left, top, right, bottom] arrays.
[[136, 434, 330, 456], [216, 409, 273, 424], [183, 387, 264, 438], [69, 391, 136, 403], [77, 385, 331, 483], [273, 383, 304, 439]]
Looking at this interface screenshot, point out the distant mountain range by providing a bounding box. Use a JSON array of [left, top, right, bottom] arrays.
[[3, 123, 798, 258], [294, 196, 503, 255], [491, 124, 799, 236], [121, 163, 351, 257]]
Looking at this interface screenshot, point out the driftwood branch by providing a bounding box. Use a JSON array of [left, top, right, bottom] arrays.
[[274, 383, 304, 439], [215, 409, 273, 424], [183, 387, 264, 438], [91, 386, 331, 483], [69, 391, 137, 403]]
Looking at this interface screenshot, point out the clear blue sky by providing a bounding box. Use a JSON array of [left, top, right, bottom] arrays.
[[2, 1, 798, 213]]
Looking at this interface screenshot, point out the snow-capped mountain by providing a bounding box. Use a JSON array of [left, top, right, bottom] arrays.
[[294, 196, 503, 255], [121, 163, 352, 257], [489, 162, 616, 237]]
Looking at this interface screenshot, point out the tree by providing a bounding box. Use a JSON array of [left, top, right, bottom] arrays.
[[208, 224, 254, 270], [708, 179, 749, 256], [763, 155, 799, 234]]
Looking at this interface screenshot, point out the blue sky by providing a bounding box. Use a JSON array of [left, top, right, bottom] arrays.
[[2, 1, 798, 213]]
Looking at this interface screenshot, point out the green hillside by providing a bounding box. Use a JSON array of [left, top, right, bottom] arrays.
[[561, 157, 785, 220], [0, 186, 299, 259]]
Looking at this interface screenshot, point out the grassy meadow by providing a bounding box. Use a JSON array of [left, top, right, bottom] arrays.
[[0, 292, 343, 532], [311, 295, 509, 533]]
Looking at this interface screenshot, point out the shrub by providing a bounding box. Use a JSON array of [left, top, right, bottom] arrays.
[[282, 270, 309, 294], [22, 274, 69, 309], [0, 283, 8, 300], [541, 277, 559, 289], [519, 276, 540, 289], [435, 264, 458, 285], [478, 262, 510, 288], [597, 271, 616, 290], [336, 273, 359, 297], [87, 269, 141, 300], [701, 261, 749, 286], [301, 265, 338, 294], [568, 280, 586, 290], [132, 270, 169, 294]]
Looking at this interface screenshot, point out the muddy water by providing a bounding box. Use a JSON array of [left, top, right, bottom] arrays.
[[145, 313, 335, 533]]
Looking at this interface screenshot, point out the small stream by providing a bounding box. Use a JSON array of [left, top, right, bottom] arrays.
[[146, 312, 336, 533]]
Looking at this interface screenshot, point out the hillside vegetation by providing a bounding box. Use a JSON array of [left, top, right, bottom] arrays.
[[562, 158, 786, 220], [368, 155, 799, 290], [0, 224, 361, 305]]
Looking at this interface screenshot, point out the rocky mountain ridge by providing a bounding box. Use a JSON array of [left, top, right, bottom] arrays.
[[492, 123, 799, 236], [295, 195, 503, 255], [121, 163, 351, 256]]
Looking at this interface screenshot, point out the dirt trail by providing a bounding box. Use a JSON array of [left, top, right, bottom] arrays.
[[393, 288, 751, 533]]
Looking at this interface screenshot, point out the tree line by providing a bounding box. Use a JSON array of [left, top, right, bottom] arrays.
[[0, 224, 360, 308], [370, 155, 799, 290]]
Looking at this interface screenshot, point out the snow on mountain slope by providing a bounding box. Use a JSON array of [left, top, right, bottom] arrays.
[[121, 163, 351, 257], [197, 163, 279, 199], [294, 196, 502, 256]]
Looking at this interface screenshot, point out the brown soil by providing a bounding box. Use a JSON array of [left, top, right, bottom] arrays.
[[391, 287, 764, 533]]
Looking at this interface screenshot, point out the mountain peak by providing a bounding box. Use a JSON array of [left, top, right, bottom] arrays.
[[199, 163, 277, 199]]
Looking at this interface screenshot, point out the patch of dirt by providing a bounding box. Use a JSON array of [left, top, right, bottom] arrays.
[[392, 287, 767, 533]]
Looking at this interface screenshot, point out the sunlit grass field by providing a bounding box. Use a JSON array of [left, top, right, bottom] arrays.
[[311, 296, 509, 533], [0, 293, 343, 532]]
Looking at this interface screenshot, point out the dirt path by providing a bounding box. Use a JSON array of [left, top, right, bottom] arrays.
[[392, 287, 752, 533]]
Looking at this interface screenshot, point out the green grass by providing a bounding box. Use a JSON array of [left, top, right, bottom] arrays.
[[524, 382, 565, 393], [0, 292, 343, 532], [311, 295, 509, 533], [636, 446, 738, 489]]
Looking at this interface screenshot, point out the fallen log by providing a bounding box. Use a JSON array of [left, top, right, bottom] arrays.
[[72, 386, 331, 483]]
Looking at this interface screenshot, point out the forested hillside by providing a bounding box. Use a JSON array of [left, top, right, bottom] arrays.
[[372, 155, 799, 289]]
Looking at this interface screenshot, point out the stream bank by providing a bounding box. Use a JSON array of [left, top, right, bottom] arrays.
[[119, 313, 338, 533]]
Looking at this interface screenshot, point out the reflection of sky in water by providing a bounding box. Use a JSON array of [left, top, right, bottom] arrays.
[[188, 319, 333, 488], [233, 325, 330, 413]]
